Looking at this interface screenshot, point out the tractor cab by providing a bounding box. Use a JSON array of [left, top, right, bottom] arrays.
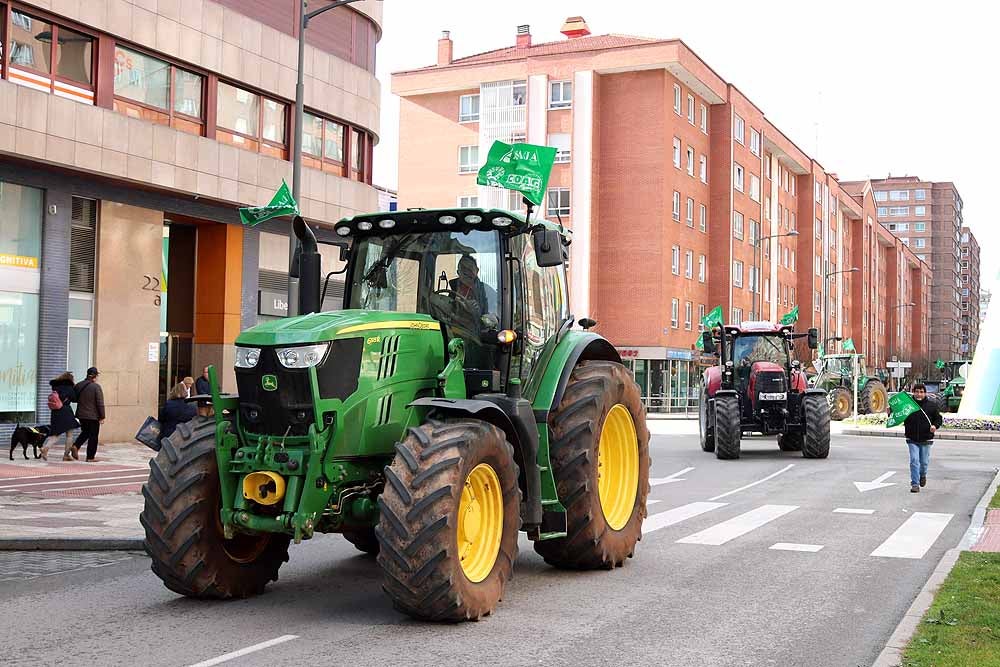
[[940, 359, 972, 412], [719, 322, 804, 426]]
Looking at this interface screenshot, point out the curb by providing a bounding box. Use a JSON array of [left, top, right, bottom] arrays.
[[843, 428, 1000, 442], [871, 467, 1000, 667], [0, 537, 144, 551]]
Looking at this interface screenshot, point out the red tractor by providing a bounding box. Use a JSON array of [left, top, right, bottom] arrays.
[[698, 321, 830, 460]]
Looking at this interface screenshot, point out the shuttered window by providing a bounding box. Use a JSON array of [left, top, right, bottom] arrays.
[[70, 197, 97, 292]]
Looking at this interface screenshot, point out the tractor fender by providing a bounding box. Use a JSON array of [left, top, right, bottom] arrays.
[[703, 366, 723, 397], [535, 332, 621, 417]]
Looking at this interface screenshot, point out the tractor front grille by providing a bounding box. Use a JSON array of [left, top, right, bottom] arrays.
[[755, 371, 787, 395]]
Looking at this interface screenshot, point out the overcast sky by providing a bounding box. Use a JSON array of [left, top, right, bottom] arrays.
[[372, 0, 997, 295]]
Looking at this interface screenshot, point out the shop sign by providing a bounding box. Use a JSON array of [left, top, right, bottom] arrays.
[[667, 349, 694, 360], [616, 346, 668, 360], [259, 290, 289, 317], [0, 253, 39, 269]]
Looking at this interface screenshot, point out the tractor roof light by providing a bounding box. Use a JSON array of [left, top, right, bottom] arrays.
[[464, 214, 482, 224], [497, 329, 518, 345], [357, 221, 373, 231], [378, 219, 396, 229], [336, 226, 351, 236], [493, 216, 513, 227], [439, 215, 457, 225]]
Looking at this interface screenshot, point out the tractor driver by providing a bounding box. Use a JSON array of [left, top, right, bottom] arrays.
[[446, 255, 499, 369]]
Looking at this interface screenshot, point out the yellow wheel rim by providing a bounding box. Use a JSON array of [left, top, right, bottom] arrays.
[[597, 404, 640, 531], [837, 394, 850, 415], [457, 463, 503, 583], [870, 390, 886, 413]]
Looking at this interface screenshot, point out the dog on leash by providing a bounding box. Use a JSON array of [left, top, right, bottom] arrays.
[[9, 425, 50, 460]]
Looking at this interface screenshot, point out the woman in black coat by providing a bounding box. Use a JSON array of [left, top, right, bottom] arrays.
[[40, 372, 79, 461], [159, 382, 198, 440]]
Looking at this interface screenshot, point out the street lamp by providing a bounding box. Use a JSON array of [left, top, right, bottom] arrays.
[[288, 0, 379, 316], [822, 266, 859, 349], [888, 302, 916, 392], [753, 229, 798, 319]]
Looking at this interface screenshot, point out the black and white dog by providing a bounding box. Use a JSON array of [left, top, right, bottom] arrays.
[[9, 425, 50, 460]]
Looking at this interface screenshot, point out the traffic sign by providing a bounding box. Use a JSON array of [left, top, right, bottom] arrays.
[[886, 361, 912, 368]]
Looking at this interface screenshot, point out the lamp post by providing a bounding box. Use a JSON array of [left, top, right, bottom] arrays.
[[889, 302, 916, 392], [753, 229, 798, 319], [288, 0, 376, 316], [822, 266, 859, 349]]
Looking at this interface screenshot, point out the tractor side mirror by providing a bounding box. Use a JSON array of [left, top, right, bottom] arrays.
[[807, 328, 819, 349], [339, 243, 350, 262], [701, 331, 716, 354], [533, 228, 564, 267]]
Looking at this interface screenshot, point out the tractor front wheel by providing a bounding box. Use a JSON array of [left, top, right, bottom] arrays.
[[828, 387, 853, 421], [534, 361, 650, 570], [376, 419, 520, 622], [714, 396, 742, 460], [860, 380, 888, 415], [698, 387, 715, 453], [141, 417, 290, 598], [777, 432, 803, 452], [342, 526, 379, 555], [802, 394, 831, 459]]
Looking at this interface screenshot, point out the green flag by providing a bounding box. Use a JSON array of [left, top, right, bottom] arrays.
[[779, 305, 799, 325], [818, 342, 824, 358], [887, 391, 924, 428], [695, 335, 704, 350], [477, 140, 557, 206], [842, 338, 856, 352], [238, 180, 299, 226], [935, 358, 945, 370], [702, 305, 724, 329]]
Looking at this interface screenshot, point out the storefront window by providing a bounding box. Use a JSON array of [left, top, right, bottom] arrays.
[[0, 182, 43, 424]]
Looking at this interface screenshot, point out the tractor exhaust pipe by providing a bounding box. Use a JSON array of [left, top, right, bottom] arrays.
[[292, 216, 321, 315]]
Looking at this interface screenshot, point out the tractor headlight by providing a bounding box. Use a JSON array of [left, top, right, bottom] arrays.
[[275, 343, 329, 369], [235, 346, 261, 369]]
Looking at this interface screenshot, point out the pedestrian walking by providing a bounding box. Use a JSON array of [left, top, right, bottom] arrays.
[[158, 382, 197, 440], [39, 372, 79, 461], [73, 367, 106, 462], [903, 383, 943, 493]]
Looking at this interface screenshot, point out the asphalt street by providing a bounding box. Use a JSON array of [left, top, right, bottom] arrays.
[[3, 429, 998, 667]]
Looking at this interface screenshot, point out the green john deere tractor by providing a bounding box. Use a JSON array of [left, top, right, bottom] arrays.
[[141, 208, 650, 622], [937, 359, 972, 412], [811, 353, 888, 421]]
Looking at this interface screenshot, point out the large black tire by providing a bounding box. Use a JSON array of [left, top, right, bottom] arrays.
[[777, 432, 803, 452], [141, 417, 290, 598], [698, 387, 715, 453], [714, 395, 741, 460], [802, 394, 831, 459], [828, 387, 853, 421], [533, 361, 650, 570], [859, 380, 888, 415], [376, 419, 520, 622], [342, 526, 379, 555]]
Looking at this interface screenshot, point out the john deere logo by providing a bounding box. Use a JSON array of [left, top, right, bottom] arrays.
[[261, 374, 278, 391]]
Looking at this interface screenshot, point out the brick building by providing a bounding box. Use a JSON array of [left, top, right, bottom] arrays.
[[961, 227, 981, 356], [391, 18, 931, 410]]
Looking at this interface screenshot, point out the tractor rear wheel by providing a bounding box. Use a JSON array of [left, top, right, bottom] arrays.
[[342, 526, 379, 555], [698, 387, 715, 453], [141, 417, 290, 599], [376, 419, 520, 622], [828, 387, 852, 420], [802, 394, 831, 459], [860, 380, 888, 415], [714, 396, 742, 460], [534, 361, 650, 570], [777, 432, 803, 451]]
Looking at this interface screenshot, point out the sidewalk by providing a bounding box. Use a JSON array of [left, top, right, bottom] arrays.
[[0, 442, 152, 550]]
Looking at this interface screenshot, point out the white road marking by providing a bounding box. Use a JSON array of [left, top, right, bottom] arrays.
[[650, 467, 695, 486], [770, 542, 824, 552], [677, 504, 799, 546], [870, 512, 954, 559], [187, 635, 299, 667], [647, 499, 662, 506], [834, 508, 876, 515], [643, 502, 728, 534], [0, 467, 143, 481], [854, 471, 897, 493], [0, 473, 149, 490], [708, 464, 795, 501], [38, 480, 147, 493]]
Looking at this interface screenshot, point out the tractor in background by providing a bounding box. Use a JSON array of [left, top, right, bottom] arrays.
[[936, 359, 972, 412], [810, 353, 889, 421], [698, 321, 830, 460]]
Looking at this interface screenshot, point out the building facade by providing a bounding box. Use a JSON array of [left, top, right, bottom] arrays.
[[0, 0, 382, 440], [392, 19, 931, 410], [960, 227, 981, 357]]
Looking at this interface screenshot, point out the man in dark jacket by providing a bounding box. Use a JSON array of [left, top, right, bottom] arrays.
[[903, 383, 944, 493], [159, 382, 198, 440], [73, 367, 106, 462]]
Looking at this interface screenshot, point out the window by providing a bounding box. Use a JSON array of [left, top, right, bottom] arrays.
[[815, 255, 821, 276], [512, 80, 526, 106], [889, 190, 910, 201], [733, 211, 744, 240], [300, 113, 347, 174], [687, 94, 695, 124], [672, 191, 681, 221], [699, 204, 707, 233], [700, 104, 708, 133], [889, 207, 909, 216], [915, 206, 926, 216], [459, 94, 480, 122], [698, 304, 706, 326], [732, 307, 743, 324], [350, 128, 368, 181], [764, 278, 770, 302], [750, 175, 760, 202], [686, 198, 694, 227], [733, 261, 744, 287], [698, 254, 706, 282], [900, 237, 909, 246], [112, 46, 205, 135], [750, 128, 761, 156], [216, 82, 287, 157], [673, 84, 682, 114], [671, 299, 679, 328], [734, 164, 745, 192], [549, 80, 572, 108], [685, 250, 693, 279], [791, 251, 796, 271], [875, 191, 888, 201], [915, 238, 926, 249], [8, 12, 95, 103], [671, 246, 680, 275], [734, 114, 745, 144], [673, 138, 681, 168], [682, 301, 693, 330], [915, 189, 926, 200], [699, 155, 707, 182], [783, 246, 789, 268], [764, 154, 772, 179], [686, 147, 695, 176], [547, 188, 571, 217], [458, 145, 479, 173], [549, 133, 571, 163], [749, 219, 760, 245], [814, 290, 821, 312], [815, 181, 822, 203], [878, 207, 889, 216]]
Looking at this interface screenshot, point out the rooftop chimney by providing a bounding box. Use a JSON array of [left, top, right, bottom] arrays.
[[437, 30, 453, 66], [560, 16, 591, 39], [516, 24, 531, 48]]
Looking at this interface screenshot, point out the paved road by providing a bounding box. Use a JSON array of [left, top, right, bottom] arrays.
[[3, 431, 998, 667]]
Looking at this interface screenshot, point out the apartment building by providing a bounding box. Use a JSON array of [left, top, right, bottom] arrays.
[[960, 227, 981, 356], [392, 18, 930, 409], [0, 0, 382, 440]]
